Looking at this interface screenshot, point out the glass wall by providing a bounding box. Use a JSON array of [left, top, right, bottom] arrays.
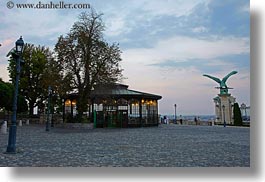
[[64, 97, 159, 127], [128, 99, 140, 126], [141, 99, 158, 125]]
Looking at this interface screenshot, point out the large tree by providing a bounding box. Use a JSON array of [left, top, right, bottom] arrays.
[[8, 44, 63, 116], [55, 11, 123, 121]]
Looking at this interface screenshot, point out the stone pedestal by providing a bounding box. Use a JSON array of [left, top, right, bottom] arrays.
[[1, 121, 7, 134], [19, 120, 22, 126], [214, 94, 236, 125]]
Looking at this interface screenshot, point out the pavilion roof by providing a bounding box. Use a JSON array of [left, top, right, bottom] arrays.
[[67, 83, 162, 100]]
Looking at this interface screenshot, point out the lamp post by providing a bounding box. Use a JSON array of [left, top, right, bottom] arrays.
[[174, 104, 177, 124], [222, 105, 226, 127], [46, 86, 52, 131], [6, 36, 24, 153]]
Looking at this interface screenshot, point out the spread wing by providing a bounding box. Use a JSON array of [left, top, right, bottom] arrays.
[[203, 74, 221, 84], [222, 71, 238, 84]]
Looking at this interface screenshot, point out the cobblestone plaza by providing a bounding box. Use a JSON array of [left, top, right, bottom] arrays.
[[0, 124, 250, 167]]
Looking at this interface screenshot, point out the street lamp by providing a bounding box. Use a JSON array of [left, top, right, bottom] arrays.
[[46, 86, 52, 131], [222, 105, 226, 127], [174, 104, 177, 124], [6, 36, 24, 153]]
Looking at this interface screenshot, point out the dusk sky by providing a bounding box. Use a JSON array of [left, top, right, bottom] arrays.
[[0, 0, 250, 115]]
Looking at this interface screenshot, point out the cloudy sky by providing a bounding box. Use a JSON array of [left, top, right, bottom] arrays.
[[0, 0, 250, 115]]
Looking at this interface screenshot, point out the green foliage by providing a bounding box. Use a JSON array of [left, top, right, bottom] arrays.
[[8, 44, 48, 115], [7, 44, 69, 116], [55, 10, 123, 122], [17, 94, 28, 113], [42, 56, 72, 99], [0, 79, 28, 113], [0, 80, 12, 110], [233, 102, 243, 126]]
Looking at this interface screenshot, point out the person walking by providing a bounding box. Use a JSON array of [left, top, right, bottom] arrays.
[[194, 117, 198, 125], [163, 116, 167, 124], [179, 115, 183, 125]]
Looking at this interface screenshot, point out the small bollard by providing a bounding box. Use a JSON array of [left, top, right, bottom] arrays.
[[26, 119, 29, 125], [1, 121, 7, 134], [19, 120, 22, 126]]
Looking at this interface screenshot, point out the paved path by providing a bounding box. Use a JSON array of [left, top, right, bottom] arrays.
[[0, 124, 250, 167]]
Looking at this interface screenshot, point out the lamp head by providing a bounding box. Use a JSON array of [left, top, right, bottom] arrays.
[[15, 36, 24, 54]]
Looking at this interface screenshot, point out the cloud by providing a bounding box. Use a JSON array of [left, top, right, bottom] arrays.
[[121, 32, 250, 114], [104, 14, 133, 37], [140, 0, 210, 17], [0, 38, 14, 55], [0, 5, 79, 48], [0, 64, 9, 82], [0, 0, 250, 114], [103, 0, 210, 38], [0, 39, 15, 78], [122, 35, 249, 65], [192, 26, 209, 33], [239, 4, 249, 13]]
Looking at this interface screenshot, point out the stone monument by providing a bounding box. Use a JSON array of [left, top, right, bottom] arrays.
[[203, 71, 238, 125]]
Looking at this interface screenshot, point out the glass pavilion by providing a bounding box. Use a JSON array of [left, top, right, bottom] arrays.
[[63, 84, 162, 128]]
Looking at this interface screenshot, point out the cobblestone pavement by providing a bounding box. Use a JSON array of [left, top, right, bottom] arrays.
[[0, 124, 250, 167]]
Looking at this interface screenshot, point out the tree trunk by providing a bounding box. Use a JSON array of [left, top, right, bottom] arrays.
[[76, 101, 85, 123], [76, 94, 89, 123], [29, 101, 35, 117]]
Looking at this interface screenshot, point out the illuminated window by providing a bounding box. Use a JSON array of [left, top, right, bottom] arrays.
[[65, 99, 71, 106]]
